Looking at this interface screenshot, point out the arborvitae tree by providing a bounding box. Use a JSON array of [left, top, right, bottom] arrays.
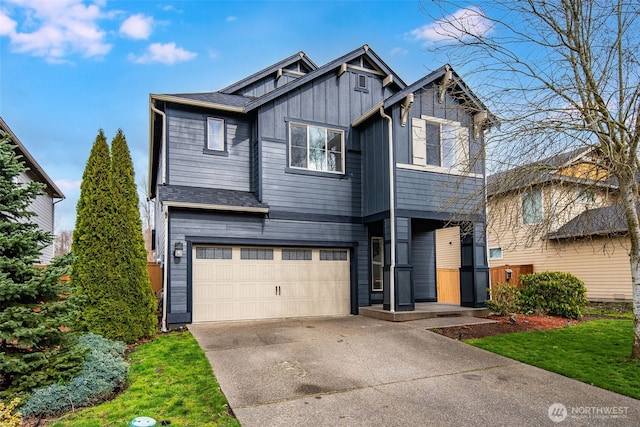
[[0, 131, 84, 398], [71, 130, 119, 338], [109, 129, 156, 341], [73, 129, 156, 343]]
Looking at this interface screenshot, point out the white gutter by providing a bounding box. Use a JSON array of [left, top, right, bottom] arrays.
[[379, 106, 396, 313], [161, 209, 169, 332], [151, 94, 245, 113], [150, 101, 167, 186], [162, 200, 269, 214]]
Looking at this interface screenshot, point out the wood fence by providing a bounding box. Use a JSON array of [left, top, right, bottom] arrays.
[[147, 262, 163, 297], [489, 264, 534, 288]]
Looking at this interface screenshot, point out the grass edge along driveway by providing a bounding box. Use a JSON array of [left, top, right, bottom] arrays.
[[49, 331, 239, 427], [466, 319, 640, 400]]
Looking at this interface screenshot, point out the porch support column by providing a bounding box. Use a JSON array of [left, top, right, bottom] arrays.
[[460, 222, 489, 308], [383, 217, 414, 311]]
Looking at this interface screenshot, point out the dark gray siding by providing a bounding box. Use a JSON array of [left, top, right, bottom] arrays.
[[260, 139, 361, 217], [166, 211, 369, 319], [360, 118, 390, 218], [396, 169, 484, 217], [166, 107, 252, 192], [412, 225, 436, 301], [235, 72, 300, 98]]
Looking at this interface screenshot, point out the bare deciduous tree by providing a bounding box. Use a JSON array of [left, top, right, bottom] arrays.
[[423, 0, 640, 358], [53, 230, 73, 257], [138, 177, 156, 262]]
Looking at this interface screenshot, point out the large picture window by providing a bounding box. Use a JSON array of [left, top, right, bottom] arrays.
[[289, 123, 344, 173], [412, 117, 469, 170]]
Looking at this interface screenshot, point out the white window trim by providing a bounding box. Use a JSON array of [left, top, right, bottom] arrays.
[[288, 122, 345, 174], [488, 247, 503, 260], [410, 115, 471, 175], [206, 117, 225, 152]]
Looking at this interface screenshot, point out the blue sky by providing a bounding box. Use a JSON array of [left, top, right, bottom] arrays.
[[0, 0, 486, 231]]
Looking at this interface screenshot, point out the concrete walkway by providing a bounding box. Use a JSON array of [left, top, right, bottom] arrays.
[[189, 316, 639, 426]]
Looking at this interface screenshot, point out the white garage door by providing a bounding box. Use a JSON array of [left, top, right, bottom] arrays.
[[192, 246, 350, 322]]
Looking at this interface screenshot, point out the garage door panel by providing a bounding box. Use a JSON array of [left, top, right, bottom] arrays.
[[192, 245, 350, 322]]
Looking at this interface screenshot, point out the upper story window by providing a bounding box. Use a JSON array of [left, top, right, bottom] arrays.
[[289, 122, 345, 174], [576, 189, 595, 205], [207, 117, 225, 152], [411, 117, 469, 171], [522, 188, 543, 225]]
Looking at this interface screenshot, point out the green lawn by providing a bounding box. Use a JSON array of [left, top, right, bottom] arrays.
[[48, 331, 239, 427], [466, 319, 640, 399]]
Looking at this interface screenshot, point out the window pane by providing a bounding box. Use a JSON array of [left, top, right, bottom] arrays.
[[207, 118, 224, 151], [290, 125, 307, 168], [489, 247, 502, 259], [425, 123, 441, 166], [308, 126, 326, 170], [441, 124, 457, 168], [522, 189, 542, 224], [327, 131, 343, 172]]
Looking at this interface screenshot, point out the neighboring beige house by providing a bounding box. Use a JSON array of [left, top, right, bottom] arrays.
[[0, 117, 64, 265], [486, 148, 633, 301]]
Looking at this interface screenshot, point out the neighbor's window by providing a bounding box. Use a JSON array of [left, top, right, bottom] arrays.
[[207, 117, 225, 151], [289, 123, 344, 173], [412, 117, 469, 170], [522, 188, 543, 225], [371, 237, 384, 292], [488, 247, 503, 260], [576, 189, 595, 205]]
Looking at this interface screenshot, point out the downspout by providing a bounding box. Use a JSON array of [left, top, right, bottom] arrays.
[[379, 107, 395, 313], [150, 101, 167, 185], [161, 209, 169, 332]]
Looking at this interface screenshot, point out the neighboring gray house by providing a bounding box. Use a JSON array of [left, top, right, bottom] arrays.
[[148, 45, 494, 328], [0, 116, 65, 265]]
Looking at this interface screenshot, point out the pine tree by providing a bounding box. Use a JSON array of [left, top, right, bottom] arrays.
[[72, 130, 156, 343], [0, 131, 83, 398], [109, 130, 156, 341], [71, 130, 119, 338]]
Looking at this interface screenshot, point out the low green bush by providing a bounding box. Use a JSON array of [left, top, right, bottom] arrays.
[[19, 334, 128, 418], [519, 271, 588, 319], [486, 282, 521, 316]]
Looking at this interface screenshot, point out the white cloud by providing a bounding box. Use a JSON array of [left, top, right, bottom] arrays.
[[410, 7, 492, 44], [390, 47, 408, 56], [129, 42, 197, 65], [226, 16, 237, 22], [119, 13, 153, 40], [0, 0, 111, 62]]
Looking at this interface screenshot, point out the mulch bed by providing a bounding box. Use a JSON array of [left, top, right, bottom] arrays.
[[431, 314, 579, 340]]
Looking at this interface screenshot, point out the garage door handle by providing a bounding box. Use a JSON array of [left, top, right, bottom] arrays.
[[275, 285, 281, 296]]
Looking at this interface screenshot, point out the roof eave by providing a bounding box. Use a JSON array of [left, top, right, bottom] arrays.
[[150, 94, 246, 113]]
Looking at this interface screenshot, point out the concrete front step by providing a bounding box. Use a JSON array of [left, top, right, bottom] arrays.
[[359, 303, 490, 322]]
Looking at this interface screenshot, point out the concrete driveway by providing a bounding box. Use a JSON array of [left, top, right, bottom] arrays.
[[189, 316, 639, 426]]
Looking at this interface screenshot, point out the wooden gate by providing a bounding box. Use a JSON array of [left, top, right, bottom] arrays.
[[489, 264, 533, 288]]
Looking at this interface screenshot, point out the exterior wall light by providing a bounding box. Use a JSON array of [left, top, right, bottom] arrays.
[[174, 242, 184, 258]]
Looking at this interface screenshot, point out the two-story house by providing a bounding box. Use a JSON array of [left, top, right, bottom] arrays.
[[0, 116, 65, 265], [487, 148, 633, 300], [148, 45, 494, 328]]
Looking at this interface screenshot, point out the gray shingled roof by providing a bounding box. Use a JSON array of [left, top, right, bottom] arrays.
[[158, 185, 268, 210], [545, 203, 631, 240], [486, 147, 616, 197], [169, 92, 254, 108]]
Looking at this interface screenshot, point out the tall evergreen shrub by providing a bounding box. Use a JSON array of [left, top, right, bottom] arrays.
[[72, 130, 156, 343], [109, 130, 156, 341], [0, 131, 84, 398]]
